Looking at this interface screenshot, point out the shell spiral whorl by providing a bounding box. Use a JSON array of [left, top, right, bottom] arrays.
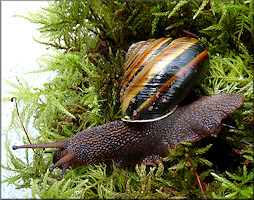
[[121, 37, 209, 122]]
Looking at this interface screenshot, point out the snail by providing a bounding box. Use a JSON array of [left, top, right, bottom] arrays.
[[12, 37, 244, 178]]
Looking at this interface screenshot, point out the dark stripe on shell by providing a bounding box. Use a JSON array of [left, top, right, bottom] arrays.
[[122, 38, 172, 91], [121, 39, 173, 100], [122, 38, 209, 121], [132, 50, 209, 120], [121, 37, 198, 117]]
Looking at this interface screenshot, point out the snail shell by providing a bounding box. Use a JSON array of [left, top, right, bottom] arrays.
[[121, 37, 209, 122]]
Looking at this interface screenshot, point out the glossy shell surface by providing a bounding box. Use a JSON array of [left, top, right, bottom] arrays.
[[121, 37, 209, 122]]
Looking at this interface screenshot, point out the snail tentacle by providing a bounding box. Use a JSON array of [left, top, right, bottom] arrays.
[[49, 153, 75, 172], [12, 141, 63, 150]]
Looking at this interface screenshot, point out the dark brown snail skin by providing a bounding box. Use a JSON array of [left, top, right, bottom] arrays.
[[12, 93, 244, 178], [12, 37, 244, 178]]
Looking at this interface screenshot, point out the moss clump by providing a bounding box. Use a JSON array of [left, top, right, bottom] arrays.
[[2, 1, 253, 199]]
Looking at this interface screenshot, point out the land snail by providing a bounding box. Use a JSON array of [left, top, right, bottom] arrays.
[[13, 36, 244, 179]]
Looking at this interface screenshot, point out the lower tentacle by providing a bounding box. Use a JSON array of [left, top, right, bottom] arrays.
[[49, 153, 75, 172]]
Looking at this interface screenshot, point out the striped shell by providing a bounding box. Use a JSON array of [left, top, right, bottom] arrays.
[[121, 37, 209, 122]]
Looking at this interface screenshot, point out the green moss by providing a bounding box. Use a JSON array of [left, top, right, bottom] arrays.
[[211, 165, 254, 199], [2, 1, 253, 198]]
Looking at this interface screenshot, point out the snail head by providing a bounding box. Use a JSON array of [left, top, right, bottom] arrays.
[[12, 141, 75, 179]]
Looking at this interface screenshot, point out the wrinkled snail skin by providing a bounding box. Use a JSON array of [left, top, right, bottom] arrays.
[[13, 93, 244, 175], [12, 37, 244, 177]]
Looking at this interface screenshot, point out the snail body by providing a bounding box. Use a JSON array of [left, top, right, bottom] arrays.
[[13, 37, 244, 178]]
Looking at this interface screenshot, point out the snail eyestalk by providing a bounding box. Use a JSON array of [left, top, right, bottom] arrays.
[[12, 142, 63, 150]]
